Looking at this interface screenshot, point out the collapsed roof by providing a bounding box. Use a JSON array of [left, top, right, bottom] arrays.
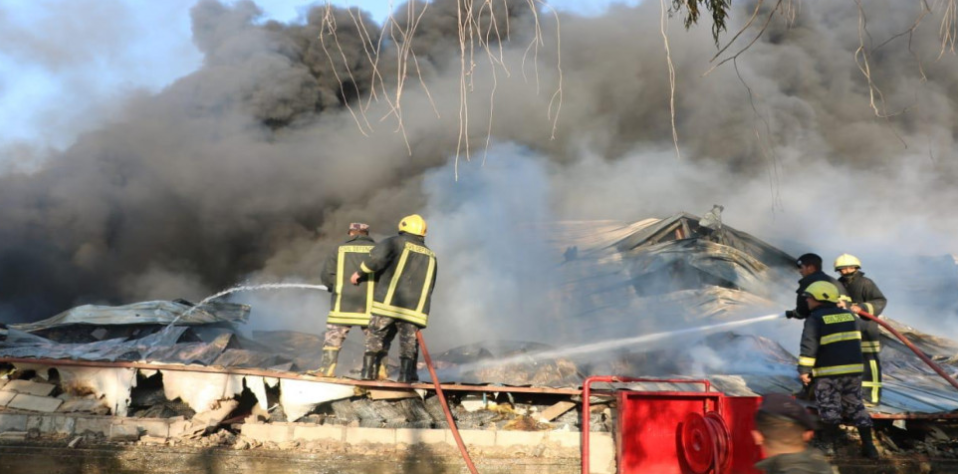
[[2, 209, 958, 418]]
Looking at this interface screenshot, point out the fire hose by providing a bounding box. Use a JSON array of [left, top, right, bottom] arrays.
[[855, 309, 958, 393], [413, 311, 958, 474], [416, 330, 480, 474]]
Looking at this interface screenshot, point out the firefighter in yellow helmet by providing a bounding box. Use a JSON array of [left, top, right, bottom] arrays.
[[834, 253, 887, 406], [350, 214, 438, 382], [798, 280, 878, 459]]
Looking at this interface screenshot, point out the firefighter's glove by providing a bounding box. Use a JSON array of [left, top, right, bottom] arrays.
[[785, 310, 799, 320]]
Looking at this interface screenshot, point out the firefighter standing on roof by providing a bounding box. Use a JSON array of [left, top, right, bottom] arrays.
[[835, 253, 887, 406], [351, 214, 438, 383], [798, 280, 879, 459], [785, 253, 848, 320], [313, 223, 384, 378]]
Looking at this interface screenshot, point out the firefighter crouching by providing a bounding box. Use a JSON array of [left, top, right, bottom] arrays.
[[835, 253, 887, 406], [351, 214, 438, 383], [312, 222, 387, 378], [798, 280, 879, 459]]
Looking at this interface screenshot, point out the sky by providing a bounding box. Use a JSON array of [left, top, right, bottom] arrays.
[[1, 0, 955, 343], [0, 0, 637, 167]]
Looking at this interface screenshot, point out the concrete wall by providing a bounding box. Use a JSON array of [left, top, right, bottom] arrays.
[[241, 421, 615, 474], [0, 411, 616, 474], [0, 411, 184, 439]]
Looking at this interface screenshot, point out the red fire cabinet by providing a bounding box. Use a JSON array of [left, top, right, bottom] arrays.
[[582, 376, 763, 474]]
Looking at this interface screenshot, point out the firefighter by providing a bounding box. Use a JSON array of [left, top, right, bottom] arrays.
[[834, 253, 887, 406], [752, 393, 832, 474], [798, 281, 879, 459], [785, 253, 848, 320], [312, 222, 379, 378], [351, 214, 438, 382]]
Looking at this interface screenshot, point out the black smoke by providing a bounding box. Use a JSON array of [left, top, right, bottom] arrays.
[[1, 0, 956, 325]]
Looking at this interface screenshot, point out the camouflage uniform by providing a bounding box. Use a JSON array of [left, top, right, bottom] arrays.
[[814, 375, 872, 427], [323, 323, 372, 349], [313, 225, 379, 377], [358, 229, 437, 382], [365, 315, 418, 359], [799, 285, 880, 459]]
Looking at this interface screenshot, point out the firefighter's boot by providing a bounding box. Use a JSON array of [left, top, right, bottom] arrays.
[[318, 347, 340, 377], [397, 357, 419, 384], [858, 426, 880, 460], [376, 352, 389, 380], [361, 352, 380, 381], [814, 424, 840, 456]]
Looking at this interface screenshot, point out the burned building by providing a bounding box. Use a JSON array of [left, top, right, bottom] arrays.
[[1, 209, 958, 466]]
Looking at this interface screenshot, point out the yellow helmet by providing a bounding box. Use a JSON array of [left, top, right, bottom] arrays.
[[803, 281, 841, 303], [398, 214, 427, 236], [833, 253, 861, 271]]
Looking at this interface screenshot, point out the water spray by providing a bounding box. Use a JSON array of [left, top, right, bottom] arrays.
[[457, 313, 781, 372], [161, 283, 328, 332]]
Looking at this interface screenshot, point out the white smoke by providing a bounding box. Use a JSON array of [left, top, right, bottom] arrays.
[[422, 144, 560, 352], [1, 0, 956, 358]]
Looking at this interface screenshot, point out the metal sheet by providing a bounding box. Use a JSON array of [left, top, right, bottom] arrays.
[[279, 379, 356, 422], [11, 300, 249, 333]]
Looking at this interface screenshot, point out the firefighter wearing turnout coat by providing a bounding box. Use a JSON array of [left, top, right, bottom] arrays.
[[798, 281, 879, 459], [351, 214, 438, 383], [313, 223, 382, 378], [835, 253, 888, 406]]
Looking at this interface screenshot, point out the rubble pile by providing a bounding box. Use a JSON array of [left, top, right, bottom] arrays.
[[873, 421, 958, 459], [1, 209, 957, 471], [0, 361, 612, 449], [0, 365, 600, 470], [0, 369, 108, 416]]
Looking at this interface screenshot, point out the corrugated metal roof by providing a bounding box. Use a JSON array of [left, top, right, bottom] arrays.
[[2, 211, 957, 417], [10, 300, 249, 332]]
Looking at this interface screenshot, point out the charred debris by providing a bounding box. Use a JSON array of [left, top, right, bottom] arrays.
[[1, 209, 958, 455]]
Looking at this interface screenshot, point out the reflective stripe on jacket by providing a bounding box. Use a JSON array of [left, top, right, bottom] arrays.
[[798, 305, 864, 378], [360, 233, 438, 327], [840, 270, 885, 402], [321, 235, 376, 326]]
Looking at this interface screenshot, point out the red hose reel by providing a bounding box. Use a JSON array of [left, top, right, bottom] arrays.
[[584, 376, 762, 474], [681, 411, 733, 474]]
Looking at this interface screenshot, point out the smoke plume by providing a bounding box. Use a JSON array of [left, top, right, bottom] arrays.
[[1, 0, 956, 354]]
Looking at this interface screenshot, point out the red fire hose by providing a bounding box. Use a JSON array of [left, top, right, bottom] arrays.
[[417, 311, 958, 474], [416, 330, 480, 474], [856, 309, 958, 392]]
